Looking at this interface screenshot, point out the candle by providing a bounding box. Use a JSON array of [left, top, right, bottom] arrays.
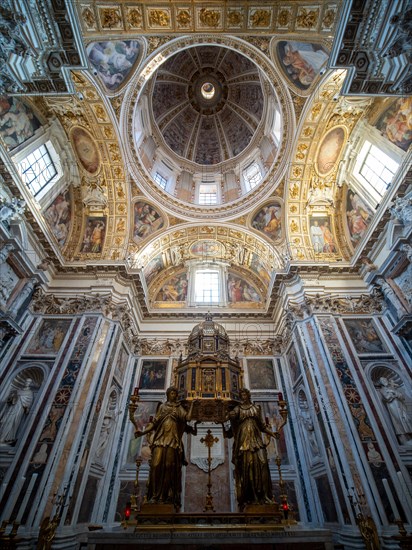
[[278, 392, 283, 401], [265, 416, 269, 425], [16, 474, 38, 523], [133, 386, 139, 396], [382, 478, 400, 520]]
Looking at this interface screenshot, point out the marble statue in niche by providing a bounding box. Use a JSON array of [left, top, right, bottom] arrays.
[[377, 376, 412, 445], [0, 376, 33, 444], [299, 398, 319, 457]]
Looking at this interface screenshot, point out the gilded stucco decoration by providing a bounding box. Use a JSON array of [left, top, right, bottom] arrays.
[[128, 224, 286, 302], [285, 71, 368, 262], [43, 72, 128, 262], [78, 2, 338, 36]]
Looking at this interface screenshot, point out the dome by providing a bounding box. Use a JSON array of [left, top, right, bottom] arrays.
[[151, 46, 265, 166]]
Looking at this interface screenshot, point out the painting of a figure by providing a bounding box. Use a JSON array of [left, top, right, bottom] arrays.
[[138, 359, 168, 390], [343, 319, 387, 354], [310, 217, 336, 254], [0, 96, 41, 150], [43, 190, 71, 247], [375, 97, 412, 152], [133, 201, 164, 241], [346, 190, 372, 248], [251, 203, 282, 241], [144, 255, 164, 285], [26, 319, 71, 355], [227, 273, 261, 303], [287, 346, 302, 384], [276, 41, 329, 90], [316, 127, 345, 176], [87, 40, 141, 91], [247, 359, 277, 390], [190, 240, 224, 257], [80, 217, 106, 254], [70, 127, 100, 174], [156, 272, 188, 302]]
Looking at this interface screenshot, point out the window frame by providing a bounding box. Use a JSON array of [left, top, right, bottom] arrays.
[[243, 161, 262, 192], [18, 143, 58, 197]]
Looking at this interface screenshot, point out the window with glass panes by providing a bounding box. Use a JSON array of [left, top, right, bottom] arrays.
[[358, 142, 399, 199], [154, 171, 168, 189], [195, 270, 220, 303], [243, 162, 261, 191], [199, 184, 217, 205], [19, 144, 57, 196]]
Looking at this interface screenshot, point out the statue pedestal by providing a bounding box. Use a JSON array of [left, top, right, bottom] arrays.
[[140, 503, 176, 515], [243, 503, 279, 514]]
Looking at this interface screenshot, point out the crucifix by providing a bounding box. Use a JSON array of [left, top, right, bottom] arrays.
[[200, 429, 219, 512]]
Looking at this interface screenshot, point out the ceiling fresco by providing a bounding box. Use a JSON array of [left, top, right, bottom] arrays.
[[2, 1, 410, 321]]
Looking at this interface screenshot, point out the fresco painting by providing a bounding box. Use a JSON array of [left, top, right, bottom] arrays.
[[80, 217, 106, 253], [133, 201, 164, 241], [249, 252, 271, 285], [44, 190, 71, 247], [375, 97, 412, 151], [87, 40, 141, 91], [190, 240, 224, 257], [309, 216, 336, 254], [247, 359, 277, 390], [71, 127, 100, 174], [316, 127, 345, 176], [26, 319, 71, 355], [0, 96, 41, 150], [343, 319, 387, 354], [251, 203, 282, 241], [156, 272, 188, 302], [346, 189, 372, 248], [144, 255, 164, 285], [227, 273, 261, 303], [276, 41, 328, 90]]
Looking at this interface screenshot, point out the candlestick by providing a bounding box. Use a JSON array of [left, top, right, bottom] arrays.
[[15, 474, 38, 523], [382, 478, 400, 520]]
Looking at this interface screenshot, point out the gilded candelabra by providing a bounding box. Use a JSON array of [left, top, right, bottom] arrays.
[[348, 487, 380, 550]]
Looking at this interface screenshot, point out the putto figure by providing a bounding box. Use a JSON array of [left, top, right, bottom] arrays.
[[227, 388, 276, 509], [134, 386, 196, 509]]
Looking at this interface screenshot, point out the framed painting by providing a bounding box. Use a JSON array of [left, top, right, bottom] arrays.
[[247, 359, 277, 390], [127, 400, 159, 464], [80, 217, 106, 254], [138, 359, 168, 390], [343, 319, 388, 355]]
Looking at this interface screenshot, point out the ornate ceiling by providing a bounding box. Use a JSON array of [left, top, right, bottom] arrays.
[[0, 0, 410, 321], [151, 45, 265, 166]]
